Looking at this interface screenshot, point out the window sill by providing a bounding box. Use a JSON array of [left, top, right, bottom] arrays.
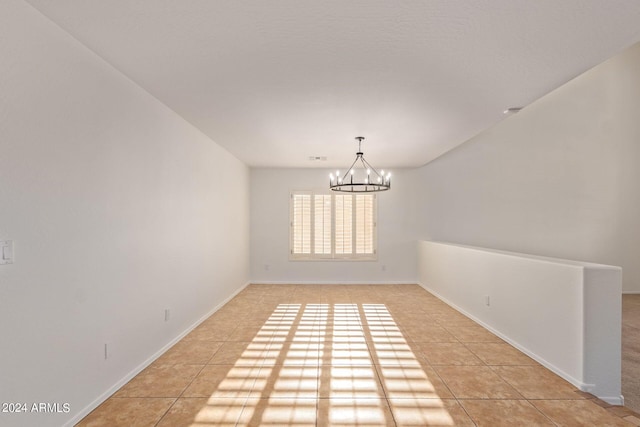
[[289, 256, 378, 262]]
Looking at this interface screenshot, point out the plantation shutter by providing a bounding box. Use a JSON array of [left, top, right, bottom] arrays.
[[290, 191, 376, 259], [355, 194, 375, 254], [314, 195, 332, 254], [291, 193, 311, 254], [334, 195, 353, 254]]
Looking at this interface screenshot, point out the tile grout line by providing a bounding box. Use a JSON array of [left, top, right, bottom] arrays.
[[154, 323, 244, 427], [357, 301, 399, 427], [78, 284, 637, 426], [238, 301, 313, 426], [418, 309, 478, 426]]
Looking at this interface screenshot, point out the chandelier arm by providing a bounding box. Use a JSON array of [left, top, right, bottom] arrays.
[[358, 156, 368, 171], [341, 156, 360, 181], [360, 157, 384, 178]]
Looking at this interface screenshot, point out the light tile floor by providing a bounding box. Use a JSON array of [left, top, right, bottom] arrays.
[[623, 294, 640, 414], [77, 284, 639, 426]]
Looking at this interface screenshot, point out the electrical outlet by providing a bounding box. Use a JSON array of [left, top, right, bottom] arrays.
[[165, 309, 170, 322], [0, 240, 14, 265], [104, 343, 109, 360], [485, 295, 490, 306]]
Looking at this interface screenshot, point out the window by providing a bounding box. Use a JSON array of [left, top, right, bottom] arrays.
[[290, 191, 377, 260]]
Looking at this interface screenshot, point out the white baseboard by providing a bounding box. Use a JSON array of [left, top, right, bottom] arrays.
[[249, 280, 419, 285], [417, 281, 625, 405], [623, 291, 640, 295], [599, 395, 625, 406], [64, 281, 250, 427]]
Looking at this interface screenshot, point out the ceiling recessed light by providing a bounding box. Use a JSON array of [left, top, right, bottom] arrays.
[[308, 156, 327, 161], [503, 107, 523, 114]]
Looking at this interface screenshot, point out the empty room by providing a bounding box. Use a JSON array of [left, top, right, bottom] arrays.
[[2, 1, 640, 426]]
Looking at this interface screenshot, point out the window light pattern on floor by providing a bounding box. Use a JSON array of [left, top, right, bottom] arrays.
[[187, 302, 453, 426], [77, 284, 636, 426]]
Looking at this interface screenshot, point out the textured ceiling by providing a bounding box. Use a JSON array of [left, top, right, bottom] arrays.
[[25, 0, 640, 168]]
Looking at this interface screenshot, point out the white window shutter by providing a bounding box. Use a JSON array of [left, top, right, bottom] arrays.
[[290, 191, 376, 259], [314, 195, 332, 254], [334, 195, 353, 254], [291, 193, 311, 254], [355, 194, 374, 254]]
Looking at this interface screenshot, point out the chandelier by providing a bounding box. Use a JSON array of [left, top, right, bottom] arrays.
[[329, 136, 391, 193]]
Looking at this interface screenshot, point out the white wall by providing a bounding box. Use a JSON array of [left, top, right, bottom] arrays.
[[418, 241, 622, 403], [250, 168, 418, 284], [0, 1, 249, 426], [415, 42, 640, 293]]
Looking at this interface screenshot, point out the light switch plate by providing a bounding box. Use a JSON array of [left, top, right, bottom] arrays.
[[0, 240, 14, 264]]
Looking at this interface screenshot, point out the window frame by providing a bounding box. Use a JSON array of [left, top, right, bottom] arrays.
[[289, 190, 378, 261]]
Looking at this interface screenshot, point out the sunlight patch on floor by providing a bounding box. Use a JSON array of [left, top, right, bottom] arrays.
[[192, 302, 453, 426]]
